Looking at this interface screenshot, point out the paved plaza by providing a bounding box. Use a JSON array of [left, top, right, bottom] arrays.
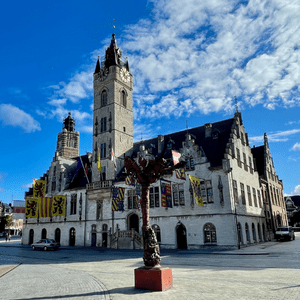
[[1, 234, 300, 299]]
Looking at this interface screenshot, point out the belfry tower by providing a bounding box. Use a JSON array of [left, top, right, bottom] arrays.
[[56, 112, 79, 159], [92, 33, 133, 182]]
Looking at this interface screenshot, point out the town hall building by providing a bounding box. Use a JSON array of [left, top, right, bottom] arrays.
[[22, 33, 288, 249]]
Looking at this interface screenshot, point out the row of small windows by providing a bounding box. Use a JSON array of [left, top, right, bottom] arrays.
[[236, 148, 254, 173], [127, 181, 214, 209], [232, 180, 262, 208], [270, 185, 283, 207], [100, 90, 127, 107]]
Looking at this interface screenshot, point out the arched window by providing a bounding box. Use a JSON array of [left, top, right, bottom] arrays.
[[69, 227, 75, 246], [252, 223, 257, 242], [245, 223, 250, 243], [203, 223, 217, 243], [257, 224, 262, 242], [29, 229, 34, 244], [121, 90, 126, 107], [41, 228, 47, 239], [152, 224, 161, 243], [101, 90, 107, 106], [55, 228, 61, 243], [91, 224, 96, 232], [262, 223, 267, 242], [102, 224, 108, 231]]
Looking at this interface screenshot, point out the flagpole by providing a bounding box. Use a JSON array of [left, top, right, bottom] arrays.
[[80, 156, 90, 184]]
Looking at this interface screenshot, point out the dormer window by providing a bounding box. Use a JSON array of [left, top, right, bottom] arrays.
[[186, 157, 195, 170]]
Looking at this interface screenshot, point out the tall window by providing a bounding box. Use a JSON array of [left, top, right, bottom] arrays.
[[243, 153, 248, 171], [51, 181, 56, 191], [150, 187, 160, 208], [233, 180, 238, 204], [249, 157, 253, 174], [240, 183, 246, 205], [121, 90, 126, 107], [152, 224, 161, 242], [252, 188, 257, 207], [101, 90, 107, 106], [96, 200, 102, 220], [252, 223, 257, 242], [236, 148, 242, 168], [257, 190, 262, 208], [128, 189, 138, 209], [200, 180, 213, 203], [100, 117, 107, 132], [204, 223, 217, 243], [101, 143, 106, 158], [247, 185, 252, 206], [173, 184, 185, 206], [70, 194, 77, 215]]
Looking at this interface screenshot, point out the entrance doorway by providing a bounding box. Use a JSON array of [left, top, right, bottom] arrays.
[[176, 223, 187, 249], [128, 214, 139, 232], [91, 233, 96, 246], [41, 228, 47, 239], [29, 229, 34, 244], [69, 228, 75, 246]]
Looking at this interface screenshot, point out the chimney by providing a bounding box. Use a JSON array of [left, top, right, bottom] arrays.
[[205, 123, 212, 138], [158, 135, 164, 154]]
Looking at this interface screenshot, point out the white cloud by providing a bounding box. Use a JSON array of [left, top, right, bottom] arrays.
[[21, 183, 32, 189], [249, 129, 300, 144], [119, 0, 300, 118], [293, 185, 300, 195], [0, 104, 41, 133], [290, 142, 300, 151], [80, 126, 93, 133]]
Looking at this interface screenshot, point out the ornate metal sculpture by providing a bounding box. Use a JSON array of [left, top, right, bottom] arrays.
[[125, 155, 185, 268]]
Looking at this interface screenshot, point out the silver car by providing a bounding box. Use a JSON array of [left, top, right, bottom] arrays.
[[31, 239, 60, 251]]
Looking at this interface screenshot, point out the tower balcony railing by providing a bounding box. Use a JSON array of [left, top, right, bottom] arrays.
[[87, 180, 113, 191]]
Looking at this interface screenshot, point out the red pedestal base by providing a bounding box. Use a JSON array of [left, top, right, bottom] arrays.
[[135, 266, 173, 291]]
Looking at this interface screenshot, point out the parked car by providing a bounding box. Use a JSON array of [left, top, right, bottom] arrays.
[[275, 226, 295, 241], [0, 232, 6, 238], [31, 239, 60, 251]]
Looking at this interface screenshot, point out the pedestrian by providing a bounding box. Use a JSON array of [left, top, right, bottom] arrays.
[[5, 234, 8, 242], [8, 234, 11, 241]]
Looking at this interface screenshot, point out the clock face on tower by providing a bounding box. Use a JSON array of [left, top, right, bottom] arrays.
[[120, 68, 130, 83], [96, 67, 109, 81]]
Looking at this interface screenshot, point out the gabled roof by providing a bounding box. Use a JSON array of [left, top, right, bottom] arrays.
[[130, 117, 235, 168]]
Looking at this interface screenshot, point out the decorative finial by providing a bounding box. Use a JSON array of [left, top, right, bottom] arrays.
[[234, 96, 238, 113]]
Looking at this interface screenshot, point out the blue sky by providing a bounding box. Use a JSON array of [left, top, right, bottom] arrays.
[[1, 0, 300, 203]]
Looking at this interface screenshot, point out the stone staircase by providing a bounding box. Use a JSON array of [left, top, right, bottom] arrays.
[[111, 229, 143, 249]]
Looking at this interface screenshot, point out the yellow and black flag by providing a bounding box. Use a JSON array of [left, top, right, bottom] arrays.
[[33, 179, 47, 198], [189, 175, 203, 206], [25, 197, 39, 218], [51, 195, 66, 216]]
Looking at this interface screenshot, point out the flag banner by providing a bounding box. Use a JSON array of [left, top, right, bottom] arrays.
[[33, 179, 47, 198], [25, 198, 39, 218], [39, 197, 52, 218], [112, 198, 119, 211], [111, 148, 117, 171], [118, 187, 125, 200], [125, 175, 135, 186], [189, 175, 203, 206], [51, 195, 66, 216], [135, 195, 140, 210], [171, 150, 181, 165], [161, 180, 172, 208], [136, 184, 141, 196], [175, 168, 186, 180], [112, 187, 118, 199], [97, 148, 101, 173]]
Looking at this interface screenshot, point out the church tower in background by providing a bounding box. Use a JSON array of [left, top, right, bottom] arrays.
[[92, 33, 133, 182], [56, 112, 79, 159]]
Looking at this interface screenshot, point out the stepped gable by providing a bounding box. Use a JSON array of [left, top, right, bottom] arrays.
[[131, 117, 235, 168], [251, 145, 264, 176]]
